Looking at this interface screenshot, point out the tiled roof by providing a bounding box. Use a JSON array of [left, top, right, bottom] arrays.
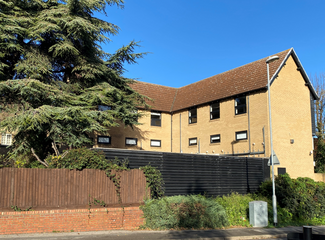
[[130, 49, 292, 112], [130, 81, 178, 112]]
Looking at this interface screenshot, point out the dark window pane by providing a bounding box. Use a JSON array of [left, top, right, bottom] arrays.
[[189, 108, 197, 124], [210, 103, 220, 120], [210, 134, 220, 143], [235, 96, 246, 115], [98, 105, 112, 111], [151, 112, 161, 126]]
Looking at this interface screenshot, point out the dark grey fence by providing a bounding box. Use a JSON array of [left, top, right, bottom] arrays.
[[98, 148, 269, 197]]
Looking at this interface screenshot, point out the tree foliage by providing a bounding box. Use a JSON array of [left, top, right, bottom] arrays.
[[311, 74, 325, 172], [0, 0, 148, 158]]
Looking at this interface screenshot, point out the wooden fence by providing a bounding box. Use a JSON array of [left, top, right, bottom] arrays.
[[0, 168, 148, 210]]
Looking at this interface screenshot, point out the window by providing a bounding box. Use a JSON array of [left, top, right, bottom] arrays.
[[210, 134, 221, 143], [97, 136, 111, 144], [189, 137, 197, 146], [278, 168, 286, 175], [98, 105, 112, 111], [1, 134, 12, 146], [189, 108, 197, 124], [236, 131, 248, 141], [151, 112, 161, 126], [125, 138, 137, 146], [150, 140, 161, 147], [210, 102, 220, 120], [235, 96, 246, 115]]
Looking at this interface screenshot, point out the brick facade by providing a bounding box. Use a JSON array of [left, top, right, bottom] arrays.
[[0, 207, 144, 235], [94, 50, 319, 181]]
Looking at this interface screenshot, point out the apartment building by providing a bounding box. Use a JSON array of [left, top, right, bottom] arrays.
[[95, 48, 318, 179]]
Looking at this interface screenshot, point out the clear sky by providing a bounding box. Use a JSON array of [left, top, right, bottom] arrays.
[[98, 0, 325, 88]]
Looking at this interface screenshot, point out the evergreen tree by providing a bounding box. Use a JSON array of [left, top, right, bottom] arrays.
[[0, 0, 148, 158]]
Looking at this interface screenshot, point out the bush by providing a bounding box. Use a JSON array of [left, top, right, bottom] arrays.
[[258, 173, 325, 220], [216, 192, 254, 227], [0, 154, 14, 168], [46, 148, 109, 170], [140, 195, 229, 229]]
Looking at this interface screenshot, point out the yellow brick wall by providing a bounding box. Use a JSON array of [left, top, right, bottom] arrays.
[[94, 111, 172, 152], [93, 54, 316, 181], [270, 55, 314, 178], [171, 91, 268, 156]]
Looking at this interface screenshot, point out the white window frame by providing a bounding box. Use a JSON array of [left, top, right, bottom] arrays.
[[189, 137, 197, 146], [97, 136, 111, 144], [236, 131, 248, 141], [151, 112, 161, 126], [150, 139, 161, 147], [1, 134, 12, 146], [210, 134, 221, 143], [125, 138, 137, 146]]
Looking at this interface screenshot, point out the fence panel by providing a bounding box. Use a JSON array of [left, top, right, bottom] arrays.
[[0, 168, 147, 210], [100, 148, 269, 196]]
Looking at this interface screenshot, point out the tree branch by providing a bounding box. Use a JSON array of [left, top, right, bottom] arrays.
[[31, 148, 49, 167]]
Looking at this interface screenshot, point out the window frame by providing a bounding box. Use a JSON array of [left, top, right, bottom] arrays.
[[189, 137, 198, 146], [97, 136, 111, 144], [125, 137, 138, 146], [150, 139, 161, 147], [210, 134, 221, 144], [210, 102, 220, 120], [234, 96, 247, 115], [235, 130, 248, 141], [189, 108, 197, 124], [151, 111, 162, 127], [1, 134, 12, 146]]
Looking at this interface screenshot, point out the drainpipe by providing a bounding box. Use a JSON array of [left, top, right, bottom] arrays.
[[180, 114, 182, 153], [223, 126, 266, 156], [248, 96, 251, 153], [171, 114, 173, 152]]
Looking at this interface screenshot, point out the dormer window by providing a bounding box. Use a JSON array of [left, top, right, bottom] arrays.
[[235, 96, 246, 115]]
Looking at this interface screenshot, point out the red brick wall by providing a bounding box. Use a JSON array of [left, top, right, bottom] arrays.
[[0, 207, 144, 235]]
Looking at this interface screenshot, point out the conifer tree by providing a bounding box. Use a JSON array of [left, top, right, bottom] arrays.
[[0, 0, 148, 158]]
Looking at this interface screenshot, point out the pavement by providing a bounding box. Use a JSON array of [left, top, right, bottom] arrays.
[[0, 226, 325, 240]]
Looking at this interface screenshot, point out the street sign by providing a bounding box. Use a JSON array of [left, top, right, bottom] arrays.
[[268, 151, 280, 166]]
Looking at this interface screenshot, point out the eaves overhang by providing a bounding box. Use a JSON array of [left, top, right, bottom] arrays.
[[269, 48, 319, 100]]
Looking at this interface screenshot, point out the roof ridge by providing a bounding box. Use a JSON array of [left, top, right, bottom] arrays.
[[178, 48, 292, 89], [134, 80, 178, 89]]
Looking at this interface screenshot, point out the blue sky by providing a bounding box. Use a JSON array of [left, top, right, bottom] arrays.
[[99, 0, 325, 88]]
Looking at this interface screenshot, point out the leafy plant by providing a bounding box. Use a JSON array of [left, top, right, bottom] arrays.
[[258, 173, 325, 220], [140, 195, 228, 230], [0, 0, 148, 160], [0, 154, 14, 168], [140, 165, 165, 199], [216, 192, 254, 227], [11, 206, 33, 212]]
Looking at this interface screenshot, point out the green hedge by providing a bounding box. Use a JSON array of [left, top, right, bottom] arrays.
[[140, 195, 229, 229], [258, 173, 325, 220]]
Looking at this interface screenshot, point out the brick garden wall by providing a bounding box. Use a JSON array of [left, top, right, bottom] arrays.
[[0, 206, 144, 235]]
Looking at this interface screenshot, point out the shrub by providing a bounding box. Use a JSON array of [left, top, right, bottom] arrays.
[[215, 192, 254, 227], [140, 165, 165, 199], [46, 148, 109, 170], [258, 173, 325, 220], [140, 195, 229, 229], [0, 154, 14, 168]]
